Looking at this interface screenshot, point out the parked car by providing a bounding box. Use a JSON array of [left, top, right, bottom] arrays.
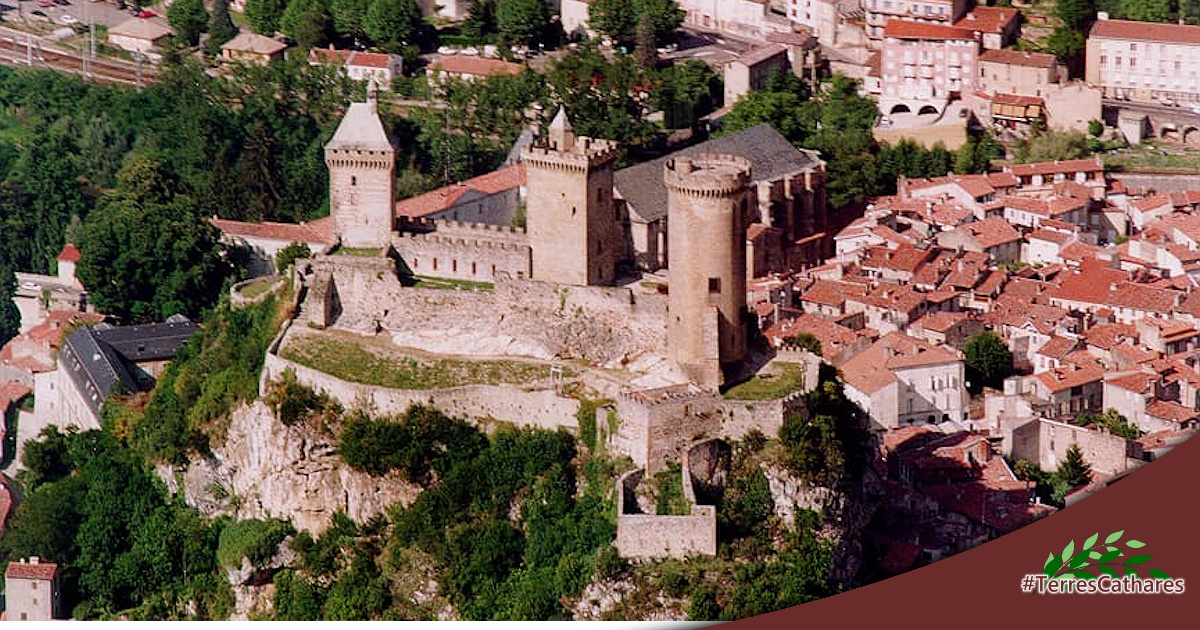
[[37, 0, 54, 7], [30, 9, 49, 20], [60, 14, 78, 24], [53, 0, 71, 5], [136, 9, 155, 17]]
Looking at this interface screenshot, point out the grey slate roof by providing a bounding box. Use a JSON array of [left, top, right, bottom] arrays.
[[61, 317, 198, 420], [614, 124, 823, 223], [62, 328, 140, 419], [94, 318, 198, 363]]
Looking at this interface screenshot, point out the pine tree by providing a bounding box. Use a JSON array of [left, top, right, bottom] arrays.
[[207, 0, 238, 56], [1056, 443, 1092, 488]]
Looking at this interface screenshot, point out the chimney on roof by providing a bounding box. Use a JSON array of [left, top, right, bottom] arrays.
[[30, 557, 39, 565], [1098, 11, 1109, 20]]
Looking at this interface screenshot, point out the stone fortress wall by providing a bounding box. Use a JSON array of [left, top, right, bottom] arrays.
[[393, 218, 532, 282]]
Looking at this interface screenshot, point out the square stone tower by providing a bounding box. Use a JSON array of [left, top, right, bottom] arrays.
[[664, 154, 752, 390], [521, 108, 623, 286], [325, 79, 396, 249], [5, 558, 63, 621]]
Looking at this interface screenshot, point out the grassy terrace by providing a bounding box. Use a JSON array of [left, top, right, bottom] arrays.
[[1104, 141, 1200, 173], [333, 247, 384, 257], [410, 275, 495, 291], [723, 363, 808, 401], [237, 276, 279, 300], [280, 334, 567, 389]]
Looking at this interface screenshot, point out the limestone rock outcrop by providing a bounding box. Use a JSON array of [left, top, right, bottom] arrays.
[[172, 401, 420, 534]]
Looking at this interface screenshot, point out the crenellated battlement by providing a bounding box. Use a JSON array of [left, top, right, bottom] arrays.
[[664, 153, 753, 198], [521, 137, 619, 171]]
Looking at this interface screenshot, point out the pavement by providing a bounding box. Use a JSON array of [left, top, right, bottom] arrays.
[[1, 0, 151, 30]]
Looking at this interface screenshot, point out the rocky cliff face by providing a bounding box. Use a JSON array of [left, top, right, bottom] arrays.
[[165, 401, 420, 534]]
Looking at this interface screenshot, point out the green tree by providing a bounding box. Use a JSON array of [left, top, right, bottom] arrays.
[[281, 0, 332, 49], [364, 0, 423, 53], [1121, 0, 1175, 22], [1016, 129, 1091, 163], [781, 332, 822, 356], [1184, 0, 1200, 24], [245, 0, 289, 35], [0, 266, 19, 347], [462, 0, 497, 41], [330, 0, 372, 43], [1055, 0, 1095, 30], [589, 0, 682, 49], [276, 241, 313, 273], [963, 331, 1012, 393], [1056, 443, 1093, 488], [75, 153, 232, 322], [634, 11, 657, 69], [544, 44, 656, 146], [495, 0, 550, 48], [168, 0, 209, 47], [1047, 27, 1085, 65], [207, 0, 238, 55]]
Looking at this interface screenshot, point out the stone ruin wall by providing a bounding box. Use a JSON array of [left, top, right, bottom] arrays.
[[613, 453, 717, 561], [614, 383, 811, 474]]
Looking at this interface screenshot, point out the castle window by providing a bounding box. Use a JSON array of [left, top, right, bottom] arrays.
[[492, 264, 496, 276], [452, 260, 458, 272], [351, 176, 357, 186], [471, 262, 477, 275], [413, 258, 418, 268], [433, 258, 439, 271], [708, 278, 721, 293]]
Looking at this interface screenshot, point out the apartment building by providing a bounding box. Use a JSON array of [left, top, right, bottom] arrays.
[[864, 0, 970, 43], [880, 20, 979, 115], [1086, 14, 1200, 104], [787, 0, 840, 43]]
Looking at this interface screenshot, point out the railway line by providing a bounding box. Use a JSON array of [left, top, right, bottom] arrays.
[[0, 33, 155, 86]]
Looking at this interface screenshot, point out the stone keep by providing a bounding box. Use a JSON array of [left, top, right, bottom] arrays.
[[326, 80, 395, 249], [665, 155, 751, 389], [521, 108, 622, 286]]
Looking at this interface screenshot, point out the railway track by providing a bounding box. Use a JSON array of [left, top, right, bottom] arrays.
[[0, 40, 155, 86]]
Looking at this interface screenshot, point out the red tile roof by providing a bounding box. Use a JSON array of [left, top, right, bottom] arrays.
[[955, 216, 1022, 249], [309, 48, 397, 69], [5, 560, 58, 581], [884, 19, 977, 40], [1027, 228, 1073, 245], [1035, 336, 1077, 359], [431, 55, 524, 77], [57, 243, 81, 262], [735, 44, 788, 67], [0, 381, 31, 411], [1007, 157, 1104, 177], [842, 332, 961, 394], [1036, 363, 1105, 393], [211, 216, 335, 245], [913, 311, 970, 333], [1146, 400, 1199, 423], [978, 48, 1056, 68], [956, 6, 1021, 34], [993, 93, 1045, 107], [1090, 17, 1200, 46], [394, 164, 525, 219], [800, 279, 869, 307]]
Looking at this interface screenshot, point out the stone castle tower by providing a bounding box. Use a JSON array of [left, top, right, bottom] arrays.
[[521, 108, 623, 286], [664, 155, 752, 390], [325, 79, 395, 249]]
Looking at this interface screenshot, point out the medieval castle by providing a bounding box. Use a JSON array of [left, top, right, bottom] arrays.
[[268, 81, 829, 389], [221, 84, 830, 558]]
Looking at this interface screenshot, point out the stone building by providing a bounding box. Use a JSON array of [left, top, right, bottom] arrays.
[[4, 558, 63, 621], [1086, 13, 1200, 105], [325, 79, 395, 249], [615, 124, 827, 275], [521, 108, 624, 286], [879, 20, 980, 117], [724, 44, 791, 106], [665, 154, 752, 389]]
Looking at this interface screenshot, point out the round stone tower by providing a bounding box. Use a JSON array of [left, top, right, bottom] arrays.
[[665, 154, 752, 390]]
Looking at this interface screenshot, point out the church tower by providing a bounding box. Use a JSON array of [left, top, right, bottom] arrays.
[[520, 107, 623, 286], [325, 78, 395, 249]]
